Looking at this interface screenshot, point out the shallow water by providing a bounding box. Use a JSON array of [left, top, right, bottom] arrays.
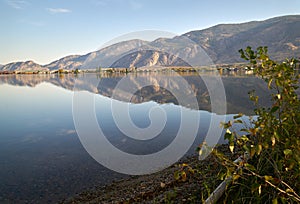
[[0, 72, 270, 203]]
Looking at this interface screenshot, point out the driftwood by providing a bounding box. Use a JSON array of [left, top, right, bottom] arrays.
[[204, 153, 249, 204]]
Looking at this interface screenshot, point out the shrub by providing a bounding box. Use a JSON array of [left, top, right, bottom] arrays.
[[213, 46, 300, 203]]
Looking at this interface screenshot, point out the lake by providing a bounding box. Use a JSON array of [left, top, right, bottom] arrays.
[[0, 71, 271, 203]]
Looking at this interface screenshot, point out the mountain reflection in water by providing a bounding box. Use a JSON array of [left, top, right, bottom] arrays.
[[0, 71, 271, 203], [0, 71, 271, 114]]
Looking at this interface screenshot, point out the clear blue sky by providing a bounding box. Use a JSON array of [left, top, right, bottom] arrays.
[[1, 0, 300, 65]]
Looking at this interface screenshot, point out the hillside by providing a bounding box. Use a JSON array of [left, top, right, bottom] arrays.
[[184, 15, 300, 63], [1, 15, 300, 71], [110, 50, 191, 68], [45, 55, 88, 71], [1, 61, 49, 72]]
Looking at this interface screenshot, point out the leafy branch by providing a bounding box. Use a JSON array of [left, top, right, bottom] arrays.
[[208, 46, 300, 203]]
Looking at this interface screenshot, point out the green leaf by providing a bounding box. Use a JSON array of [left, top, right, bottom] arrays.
[[239, 49, 249, 60], [256, 144, 262, 155], [271, 136, 276, 147], [270, 106, 279, 113], [243, 144, 250, 153], [222, 121, 232, 129], [268, 78, 273, 88], [234, 119, 243, 124], [232, 174, 240, 181], [240, 135, 249, 142], [224, 129, 234, 142], [264, 175, 273, 181], [250, 145, 256, 157], [219, 172, 226, 180], [240, 128, 250, 133], [229, 142, 234, 153], [233, 113, 243, 119], [174, 171, 180, 180], [244, 163, 256, 171], [181, 171, 187, 182], [283, 149, 292, 156]]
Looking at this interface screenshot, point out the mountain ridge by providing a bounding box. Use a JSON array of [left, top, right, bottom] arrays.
[[1, 60, 49, 72], [1, 15, 300, 71]]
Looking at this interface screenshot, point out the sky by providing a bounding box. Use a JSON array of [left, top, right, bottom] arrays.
[[1, 0, 300, 65]]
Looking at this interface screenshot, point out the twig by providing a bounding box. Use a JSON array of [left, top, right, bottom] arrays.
[[204, 153, 249, 204]]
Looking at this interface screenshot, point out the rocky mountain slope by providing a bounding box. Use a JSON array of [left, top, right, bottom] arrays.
[[80, 39, 150, 69], [184, 15, 300, 63], [1, 61, 48, 72], [110, 50, 191, 68], [1, 15, 299, 71], [45, 55, 88, 71]]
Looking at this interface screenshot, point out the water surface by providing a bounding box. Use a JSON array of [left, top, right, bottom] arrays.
[[0, 72, 270, 203]]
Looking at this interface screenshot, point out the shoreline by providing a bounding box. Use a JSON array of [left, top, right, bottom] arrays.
[[60, 146, 232, 204], [0, 64, 250, 75]]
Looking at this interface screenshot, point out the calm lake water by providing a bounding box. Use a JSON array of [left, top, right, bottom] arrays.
[[0, 71, 270, 203]]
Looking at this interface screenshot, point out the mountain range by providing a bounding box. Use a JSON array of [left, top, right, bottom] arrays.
[[1, 15, 300, 72]]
